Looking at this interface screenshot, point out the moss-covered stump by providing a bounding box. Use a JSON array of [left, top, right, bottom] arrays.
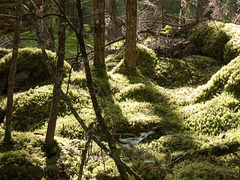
[[189, 21, 240, 64], [0, 48, 70, 94]]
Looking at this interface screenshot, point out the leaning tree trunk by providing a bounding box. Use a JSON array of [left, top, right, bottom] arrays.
[[4, 0, 21, 143], [45, 0, 66, 151], [124, 0, 137, 69], [94, 0, 106, 69]]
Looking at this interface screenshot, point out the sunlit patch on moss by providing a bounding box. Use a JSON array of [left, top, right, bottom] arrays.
[[195, 56, 240, 102], [165, 159, 238, 180], [150, 134, 204, 152], [183, 92, 240, 135], [189, 21, 240, 64], [0, 47, 10, 59], [189, 21, 228, 61]]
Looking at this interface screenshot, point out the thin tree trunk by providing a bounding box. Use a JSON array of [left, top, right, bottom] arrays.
[[22, 1, 143, 179], [124, 0, 137, 69], [179, 0, 190, 25], [94, 0, 106, 69], [4, 0, 21, 143], [45, 0, 66, 150], [77, 0, 129, 179], [156, 0, 163, 36]]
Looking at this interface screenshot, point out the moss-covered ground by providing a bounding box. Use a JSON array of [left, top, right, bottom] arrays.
[[1, 22, 240, 179]]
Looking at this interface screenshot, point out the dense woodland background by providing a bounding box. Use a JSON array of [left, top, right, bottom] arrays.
[[1, 0, 240, 179]]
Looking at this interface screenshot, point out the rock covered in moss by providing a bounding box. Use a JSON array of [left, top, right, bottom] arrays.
[[0, 47, 70, 94], [189, 21, 240, 64]]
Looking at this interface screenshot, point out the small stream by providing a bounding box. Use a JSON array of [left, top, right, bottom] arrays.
[[118, 126, 158, 149]]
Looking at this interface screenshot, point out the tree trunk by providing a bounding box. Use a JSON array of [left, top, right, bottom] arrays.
[[42, 0, 55, 50], [77, 0, 129, 179], [156, 0, 163, 36], [179, 0, 190, 25], [45, 0, 66, 150], [94, 0, 106, 69], [124, 0, 137, 69], [196, 0, 210, 23], [4, 0, 21, 143], [105, 0, 118, 40]]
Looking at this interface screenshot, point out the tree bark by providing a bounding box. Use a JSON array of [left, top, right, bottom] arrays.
[[179, 0, 190, 25], [45, 0, 66, 150], [124, 0, 137, 69], [22, 0, 142, 179], [42, 0, 55, 50], [4, 0, 21, 143], [196, 0, 210, 23], [156, 0, 163, 36], [105, 0, 118, 40], [94, 0, 106, 69]]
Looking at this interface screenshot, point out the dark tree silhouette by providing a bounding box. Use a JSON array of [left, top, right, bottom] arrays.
[[4, 0, 21, 143]]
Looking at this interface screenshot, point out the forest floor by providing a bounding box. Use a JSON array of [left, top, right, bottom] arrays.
[[1, 22, 240, 180]]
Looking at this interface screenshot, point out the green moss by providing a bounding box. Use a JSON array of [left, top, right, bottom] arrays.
[[165, 159, 238, 180], [154, 55, 220, 87], [11, 85, 69, 131], [0, 48, 10, 59], [195, 56, 240, 102], [112, 44, 221, 88], [184, 92, 240, 135], [0, 47, 71, 93], [0, 150, 44, 180], [189, 21, 240, 64], [189, 21, 228, 61], [150, 134, 203, 152]]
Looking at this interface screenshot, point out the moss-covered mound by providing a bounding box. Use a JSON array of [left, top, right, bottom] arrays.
[[11, 85, 68, 131], [150, 134, 203, 152], [0, 48, 70, 94], [0, 48, 10, 59], [112, 44, 221, 88], [0, 150, 44, 179], [189, 21, 240, 63], [137, 44, 221, 87], [184, 92, 240, 135], [165, 159, 238, 180], [195, 55, 240, 102]]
